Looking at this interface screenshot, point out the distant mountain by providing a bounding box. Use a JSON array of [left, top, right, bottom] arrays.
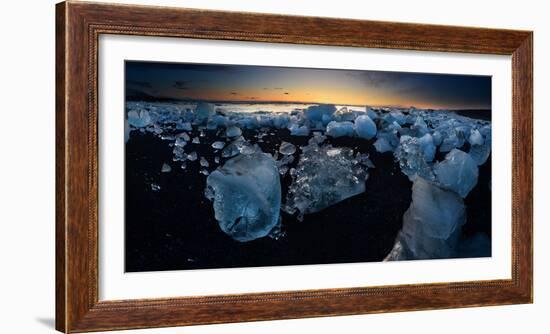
[[125, 89, 181, 102]]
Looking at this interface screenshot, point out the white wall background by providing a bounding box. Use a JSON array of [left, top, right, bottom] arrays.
[[0, 0, 547, 333]]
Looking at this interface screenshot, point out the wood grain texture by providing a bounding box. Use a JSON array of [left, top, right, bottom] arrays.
[[55, 1, 533, 332]]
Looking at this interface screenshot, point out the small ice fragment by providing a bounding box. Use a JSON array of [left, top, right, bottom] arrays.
[[174, 135, 188, 147], [151, 183, 161, 191], [211, 141, 225, 150], [192, 137, 200, 144], [354, 115, 377, 139], [187, 151, 198, 161], [200, 169, 210, 176], [279, 141, 296, 155], [289, 124, 310, 136], [200, 157, 209, 167], [161, 163, 172, 173], [177, 122, 193, 131], [214, 156, 220, 164], [225, 126, 242, 138]]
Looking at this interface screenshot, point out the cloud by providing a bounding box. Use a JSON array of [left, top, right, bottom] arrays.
[[230, 92, 239, 95], [173, 81, 189, 90], [127, 80, 152, 88]]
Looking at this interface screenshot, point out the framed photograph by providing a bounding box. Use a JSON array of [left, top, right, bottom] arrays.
[[56, 1, 532, 332]]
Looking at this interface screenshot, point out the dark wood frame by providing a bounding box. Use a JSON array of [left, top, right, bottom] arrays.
[[56, 1, 533, 332]]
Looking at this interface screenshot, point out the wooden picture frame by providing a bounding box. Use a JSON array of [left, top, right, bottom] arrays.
[[56, 1, 533, 332]]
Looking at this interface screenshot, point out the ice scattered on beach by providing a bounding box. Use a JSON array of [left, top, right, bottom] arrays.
[[161, 163, 172, 173], [125, 101, 492, 252], [211, 141, 225, 150], [278, 141, 296, 155], [205, 152, 281, 242]]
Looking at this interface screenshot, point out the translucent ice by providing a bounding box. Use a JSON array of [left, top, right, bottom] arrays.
[[373, 137, 393, 153], [326, 121, 354, 138], [161, 163, 172, 173], [225, 126, 242, 138], [205, 152, 281, 242], [211, 141, 225, 150], [469, 126, 491, 165], [366, 106, 378, 120], [127, 110, 152, 128], [194, 102, 215, 123], [304, 104, 336, 123], [468, 129, 484, 146], [394, 135, 435, 181], [186, 151, 198, 161], [200, 157, 209, 168], [385, 178, 466, 260], [434, 149, 478, 198], [278, 141, 296, 155], [354, 115, 377, 139], [289, 124, 310, 136], [284, 143, 369, 217], [177, 122, 192, 131]]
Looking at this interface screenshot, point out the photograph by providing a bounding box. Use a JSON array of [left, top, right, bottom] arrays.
[[124, 61, 493, 272]]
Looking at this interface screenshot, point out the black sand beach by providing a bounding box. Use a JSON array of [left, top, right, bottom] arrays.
[[125, 126, 491, 272]]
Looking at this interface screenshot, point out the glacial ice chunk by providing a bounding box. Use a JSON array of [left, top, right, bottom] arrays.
[[385, 178, 466, 260], [284, 143, 369, 217], [326, 121, 354, 138], [225, 126, 242, 138], [289, 124, 310, 136], [177, 122, 192, 131], [394, 135, 435, 181], [434, 149, 478, 198], [374, 137, 393, 153], [205, 152, 281, 242], [439, 130, 465, 152], [354, 115, 377, 139], [279, 141, 296, 155], [194, 102, 215, 123], [127, 110, 152, 128], [469, 126, 491, 166], [366, 106, 378, 120], [304, 104, 336, 123], [468, 129, 484, 146]]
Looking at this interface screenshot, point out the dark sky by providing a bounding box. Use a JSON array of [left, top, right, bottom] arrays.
[[125, 61, 491, 109]]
